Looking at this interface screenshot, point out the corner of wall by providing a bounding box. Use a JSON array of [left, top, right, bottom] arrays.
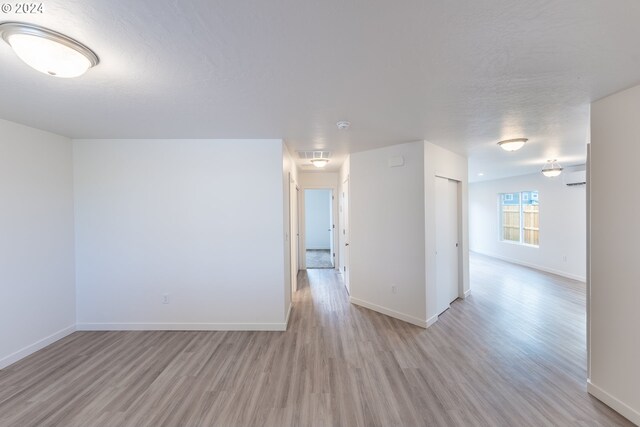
[[423, 141, 470, 321], [349, 141, 427, 325], [0, 119, 76, 369], [282, 141, 292, 323]]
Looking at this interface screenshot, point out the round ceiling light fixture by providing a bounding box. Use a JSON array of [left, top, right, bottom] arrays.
[[0, 22, 99, 78], [497, 138, 528, 152], [310, 158, 330, 168], [541, 160, 563, 177], [336, 120, 351, 130]]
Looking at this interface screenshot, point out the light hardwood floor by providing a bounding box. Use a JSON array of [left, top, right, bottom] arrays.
[[0, 254, 633, 426]]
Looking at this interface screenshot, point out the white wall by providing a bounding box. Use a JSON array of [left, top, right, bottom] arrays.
[[304, 189, 332, 249], [424, 142, 469, 324], [469, 171, 586, 281], [589, 84, 640, 425], [346, 142, 469, 328], [349, 142, 427, 327], [0, 119, 76, 369], [282, 144, 299, 321], [73, 139, 288, 330], [300, 172, 339, 189], [299, 172, 339, 269]]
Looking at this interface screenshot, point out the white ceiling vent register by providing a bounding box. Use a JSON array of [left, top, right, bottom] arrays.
[[297, 151, 332, 160]]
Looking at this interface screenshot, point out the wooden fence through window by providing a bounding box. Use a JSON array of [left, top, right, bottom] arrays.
[[523, 205, 539, 245], [501, 205, 539, 245]]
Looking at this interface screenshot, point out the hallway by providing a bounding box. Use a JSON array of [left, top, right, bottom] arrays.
[[0, 256, 631, 426]]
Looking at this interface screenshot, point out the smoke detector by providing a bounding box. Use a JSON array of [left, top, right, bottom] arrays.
[[336, 120, 351, 130]]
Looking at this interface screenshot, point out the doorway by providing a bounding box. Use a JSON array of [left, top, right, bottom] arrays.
[[340, 178, 350, 293], [435, 176, 461, 315], [290, 178, 300, 292], [304, 189, 334, 269]]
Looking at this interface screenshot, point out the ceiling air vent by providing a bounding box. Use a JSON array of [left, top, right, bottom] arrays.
[[297, 151, 331, 160]]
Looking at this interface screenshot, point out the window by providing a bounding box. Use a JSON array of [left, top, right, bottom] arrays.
[[499, 191, 539, 246]]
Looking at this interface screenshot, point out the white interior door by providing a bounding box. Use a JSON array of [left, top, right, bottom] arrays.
[[329, 190, 335, 268], [435, 176, 460, 315], [339, 188, 345, 272], [296, 187, 300, 271], [290, 180, 299, 292], [343, 179, 350, 294]]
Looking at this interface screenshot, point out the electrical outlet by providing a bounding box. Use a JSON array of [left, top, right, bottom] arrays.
[[391, 285, 397, 294], [563, 255, 567, 262], [162, 294, 170, 304]]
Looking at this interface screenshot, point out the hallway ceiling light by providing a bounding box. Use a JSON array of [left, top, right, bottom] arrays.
[[310, 158, 330, 168], [0, 22, 99, 78], [541, 160, 563, 177], [336, 120, 351, 130], [497, 138, 528, 152]]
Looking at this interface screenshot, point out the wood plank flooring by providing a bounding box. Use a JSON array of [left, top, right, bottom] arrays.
[[0, 254, 633, 426]]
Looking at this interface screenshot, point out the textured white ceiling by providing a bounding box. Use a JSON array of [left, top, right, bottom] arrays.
[[1, 1, 639, 178]]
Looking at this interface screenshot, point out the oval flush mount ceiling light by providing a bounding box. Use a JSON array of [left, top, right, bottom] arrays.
[[0, 22, 99, 78], [336, 120, 351, 130], [497, 138, 528, 152], [310, 158, 330, 168], [542, 160, 563, 177]]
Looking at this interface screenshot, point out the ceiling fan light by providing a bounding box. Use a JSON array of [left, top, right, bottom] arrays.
[[541, 160, 563, 177], [497, 138, 528, 152]]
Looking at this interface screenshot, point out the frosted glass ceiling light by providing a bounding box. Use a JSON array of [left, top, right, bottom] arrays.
[[542, 160, 563, 177], [497, 138, 528, 152], [311, 158, 329, 168], [0, 22, 99, 78]]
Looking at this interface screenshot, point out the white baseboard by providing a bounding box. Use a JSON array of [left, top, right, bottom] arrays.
[[426, 314, 439, 327], [0, 324, 76, 370], [587, 380, 640, 426], [472, 251, 586, 282], [349, 297, 427, 328], [284, 304, 293, 330], [76, 322, 288, 332], [463, 289, 472, 299]]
